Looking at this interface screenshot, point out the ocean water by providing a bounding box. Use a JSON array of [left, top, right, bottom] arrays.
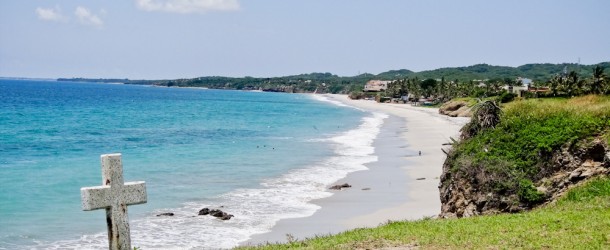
[[0, 79, 386, 249]]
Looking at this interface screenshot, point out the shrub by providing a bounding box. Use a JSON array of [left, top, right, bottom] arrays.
[[472, 88, 486, 98], [499, 92, 516, 103], [517, 179, 544, 204], [460, 100, 501, 139], [348, 91, 365, 100]]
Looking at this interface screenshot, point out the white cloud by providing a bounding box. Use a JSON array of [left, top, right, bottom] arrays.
[[75, 6, 104, 28], [35, 6, 66, 22], [135, 0, 240, 14]]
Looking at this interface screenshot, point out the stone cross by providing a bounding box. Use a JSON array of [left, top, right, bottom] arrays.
[[81, 153, 147, 250]]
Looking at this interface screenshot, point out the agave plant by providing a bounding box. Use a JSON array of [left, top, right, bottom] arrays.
[[460, 100, 502, 139], [476, 100, 502, 128]]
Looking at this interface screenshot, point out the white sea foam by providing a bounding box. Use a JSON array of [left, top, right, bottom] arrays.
[[43, 110, 387, 250], [308, 94, 366, 111]]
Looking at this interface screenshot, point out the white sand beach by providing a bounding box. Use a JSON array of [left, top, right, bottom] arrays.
[[244, 94, 469, 245]]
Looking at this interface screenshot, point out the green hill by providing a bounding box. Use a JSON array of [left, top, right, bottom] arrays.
[[411, 62, 610, 82], [58, 62, 610, 94]]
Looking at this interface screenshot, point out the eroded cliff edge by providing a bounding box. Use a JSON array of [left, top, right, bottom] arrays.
[[437, 96, 610, 218], [439, 137, 609, 218]]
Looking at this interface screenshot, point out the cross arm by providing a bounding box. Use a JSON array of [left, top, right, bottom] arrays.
[[122, 181, 147, 205], [80, 181, 147, 210], [81, 185, 111, 211]]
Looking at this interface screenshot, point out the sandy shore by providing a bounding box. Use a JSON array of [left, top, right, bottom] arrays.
[[243, 94, 469, 245]]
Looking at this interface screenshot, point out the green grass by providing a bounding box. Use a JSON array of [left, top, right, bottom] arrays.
[[238, 177, 610, 249], [452, 97, 480, 107], [604, 130, 610, 145], [453, 96, 501, 107], [447, 95, 610, 202]]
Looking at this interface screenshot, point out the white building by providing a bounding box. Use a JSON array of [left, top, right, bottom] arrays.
[[502, 77, 532, 96], [364, 80, 391, 92]]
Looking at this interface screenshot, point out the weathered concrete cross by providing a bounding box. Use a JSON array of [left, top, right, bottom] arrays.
[[80, 153, 147, 250]]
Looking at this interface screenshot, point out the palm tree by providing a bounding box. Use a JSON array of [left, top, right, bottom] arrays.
[[566, 71, 585, 96], [549, 74, 564, 96], [447, 79, 459, 99], [396, 79, 408, 98], [491, 80, 502, 96], [589, 65, 606, 95], [504, 78, 516, 87], [451, 79, 461, 98], [386, 80, 400, 98], [438, 77, 447, 100], [466, 80, 476, 97], [410, 77, 422, 100], [483, 81, 491, 96]]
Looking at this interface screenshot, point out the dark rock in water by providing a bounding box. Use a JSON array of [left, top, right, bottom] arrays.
[[209, 209, 224, 217], [156, 212, 174, 217], [329, 183, 352, 190], [416, 177, 426, 180], [220, 214, 234, 220], [199, 208, 234, 220], [198, 208, 210, 215]]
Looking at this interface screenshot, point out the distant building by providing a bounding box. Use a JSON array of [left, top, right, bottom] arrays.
[[528, 86, 551, 94], [502, 77, 532, 97], [364, 80, 391, 92]]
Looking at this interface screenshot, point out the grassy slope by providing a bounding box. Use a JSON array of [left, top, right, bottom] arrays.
[[239, 178, 610, 249], [448, 95, 610, 204]]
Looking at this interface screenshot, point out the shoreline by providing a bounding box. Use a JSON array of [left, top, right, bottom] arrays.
[[243, 94, 469, 245]]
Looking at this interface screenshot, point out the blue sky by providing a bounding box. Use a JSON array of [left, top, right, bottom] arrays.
[[1, 0, 609, 79]]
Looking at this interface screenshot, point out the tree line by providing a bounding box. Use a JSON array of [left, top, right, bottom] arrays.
[[58, 62, 609, 96], [371, 65, 609, 102]]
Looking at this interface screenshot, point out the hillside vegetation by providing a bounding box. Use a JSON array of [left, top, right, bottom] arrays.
[[58, 62, 609, 94], [440, 95, 610, 217]]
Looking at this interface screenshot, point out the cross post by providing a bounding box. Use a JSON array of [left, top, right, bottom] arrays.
[[80, 153, 147, 250]]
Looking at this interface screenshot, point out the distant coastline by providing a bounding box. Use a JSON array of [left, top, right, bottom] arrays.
[[57, 77, 128, 84], [0, 77, 56, 81], [52, 62, 610, 94]]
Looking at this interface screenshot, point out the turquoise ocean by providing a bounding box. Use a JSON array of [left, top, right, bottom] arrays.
[[0, 79, 386, 249]]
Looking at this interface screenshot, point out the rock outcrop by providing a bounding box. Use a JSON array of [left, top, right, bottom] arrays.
[[439, 137, 610, 218], [198, 208, 234, 220], [439, 100, 472, 117], [329, 183, 352, 190]]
